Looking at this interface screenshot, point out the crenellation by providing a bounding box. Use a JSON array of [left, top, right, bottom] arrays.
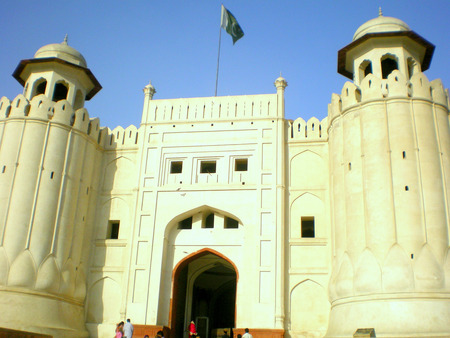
[[328, 93, 342, 121], [410, 72, 431, 100], [73, 108, 90, 133], [88, 117, 100, 140], [102, 125, 140, 150], [360, 74, 383, 101], [386, 70, 408, 97], [289, 116, 328, 141], [10, 94, 30, 117], [29, 94, 53, 119], [341, 82, 360, 110], [0, 97, 11, 118], [51, 99, 73, 125], [430, 78, 448, 107], [147, 94, 278, 123]]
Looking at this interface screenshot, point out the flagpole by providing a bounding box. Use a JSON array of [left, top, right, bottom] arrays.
[[215, 7, 223, 97]]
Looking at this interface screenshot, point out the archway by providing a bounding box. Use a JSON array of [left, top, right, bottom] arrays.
[[170, 249, 238, 338]]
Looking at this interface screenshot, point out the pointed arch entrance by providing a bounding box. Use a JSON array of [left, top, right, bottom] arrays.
[[170, 249, 238, 338]]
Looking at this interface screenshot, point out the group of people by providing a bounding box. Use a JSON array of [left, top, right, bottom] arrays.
[[114, 319, 252, 338], [115, 319, 134, 338]]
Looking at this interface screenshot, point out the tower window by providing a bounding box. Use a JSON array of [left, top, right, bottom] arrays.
[[364, 63, 372, 77], [200, 161, 216, 174], [204, 213, 214, 228], [170, 161, 183, 174], [301, 217, 315, 238], [359, 60, 372, 80], [52, 82, 68, 102], [225, 217, 239, 229], [235, 158, 248, 171], [178, 217, 193, 230], [108, 220, 120, 239], [381, 56, 398, 79], [36, 80, 47, 96]]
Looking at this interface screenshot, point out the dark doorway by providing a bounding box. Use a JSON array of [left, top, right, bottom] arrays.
[[170, 250, 237, 338]]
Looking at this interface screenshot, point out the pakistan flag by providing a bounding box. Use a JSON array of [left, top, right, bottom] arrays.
[[221, 5, 244, 44]]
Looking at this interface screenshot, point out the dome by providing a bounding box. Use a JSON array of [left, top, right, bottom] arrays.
[[34, 36, 87, 68], [353, 14, 410, 41]]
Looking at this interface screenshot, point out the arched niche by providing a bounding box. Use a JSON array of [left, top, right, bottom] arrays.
[[290, 150, 325, 188], [290, 192, 325, 238], [290, 279, 329, 335], [85, 277, 121, 324]]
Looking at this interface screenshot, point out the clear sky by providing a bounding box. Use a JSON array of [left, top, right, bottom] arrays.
[[1, 1, 449, 129]]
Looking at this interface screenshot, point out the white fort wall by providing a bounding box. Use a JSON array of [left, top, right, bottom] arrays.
[[327, 70, 450, 337], [287, 115, 331, 337], [2, 13, 450, 337], [0, 94, 104, 337]]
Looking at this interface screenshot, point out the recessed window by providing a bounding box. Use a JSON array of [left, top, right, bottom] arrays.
[[225, 217, 239, 229], [204, 213, 214, 228], [52, 82, 68, 102], [170, 161, 183, 174], [235, 158, 248, 171], [36, 80, 47, 96], [381, 56, 398, 79], [108, 221, 120, 239], [301, 217, 315, 238], [178, 217, 192, 230], [200, 161, 216, 174]]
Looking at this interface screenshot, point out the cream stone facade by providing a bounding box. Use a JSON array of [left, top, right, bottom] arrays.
[[0, 14, 449, 338]]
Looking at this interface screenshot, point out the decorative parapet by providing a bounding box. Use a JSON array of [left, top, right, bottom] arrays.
[[0, 94, 102, 142], [328, 70, 449, 121], [102, 124, 140, 150], [0, 94, 142, 150], [144, 94, 279, 123], [288, 116, 328, 141]]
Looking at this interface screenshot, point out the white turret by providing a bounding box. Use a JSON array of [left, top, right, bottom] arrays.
[[0, 39, 103, 337], [337, 9, 435, 86], [12, 36, 101, 110], [327, 11, 450, 338]]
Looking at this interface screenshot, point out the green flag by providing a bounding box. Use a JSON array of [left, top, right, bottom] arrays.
[[221, 5, 244, 44]]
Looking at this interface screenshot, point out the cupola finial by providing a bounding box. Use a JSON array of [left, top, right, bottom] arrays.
[[378, 7, 383, 16], [63, 34, 68, 45]]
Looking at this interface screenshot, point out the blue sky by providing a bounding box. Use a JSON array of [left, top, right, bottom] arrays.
[[1, 1, 449, 129]]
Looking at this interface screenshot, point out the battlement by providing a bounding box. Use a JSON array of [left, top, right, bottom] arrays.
[[0, 94, 103, 142], [328, 71, 450, 121], [102, 124, 140, 150], [288, 116, 328, 142], [144, 94, 278, 123]]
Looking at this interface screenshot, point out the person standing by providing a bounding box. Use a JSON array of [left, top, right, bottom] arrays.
[[242, 328, 253, 338], [189, 321, 197, 337], [124, 318, 134, 338], [115, 321, 124, 338]]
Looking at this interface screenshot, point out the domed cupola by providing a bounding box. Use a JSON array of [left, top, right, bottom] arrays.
[[12, 36, 101, 110], [337, 9, 435, 85]]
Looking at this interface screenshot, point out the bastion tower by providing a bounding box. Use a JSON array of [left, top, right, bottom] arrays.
[[327, 12, 450, 337], [0, 37, 102, 337]]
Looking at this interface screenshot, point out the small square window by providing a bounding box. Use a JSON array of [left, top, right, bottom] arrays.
[[108, 221, 120, 239], [301, 217, 315, 238], [178, 217, 193, 230], [170, 161, 183, 174], [225, 217, 239, 229], [200, 161, 216, 174], [235, 158, 248, 171]]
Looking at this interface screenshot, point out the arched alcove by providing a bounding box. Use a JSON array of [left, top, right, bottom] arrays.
[[381, 54, 399, 79], [290, 279, 329, 336], [170, 249, 238, 338], [86, 277, 121, 324], [52, 81, 69, 102]]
